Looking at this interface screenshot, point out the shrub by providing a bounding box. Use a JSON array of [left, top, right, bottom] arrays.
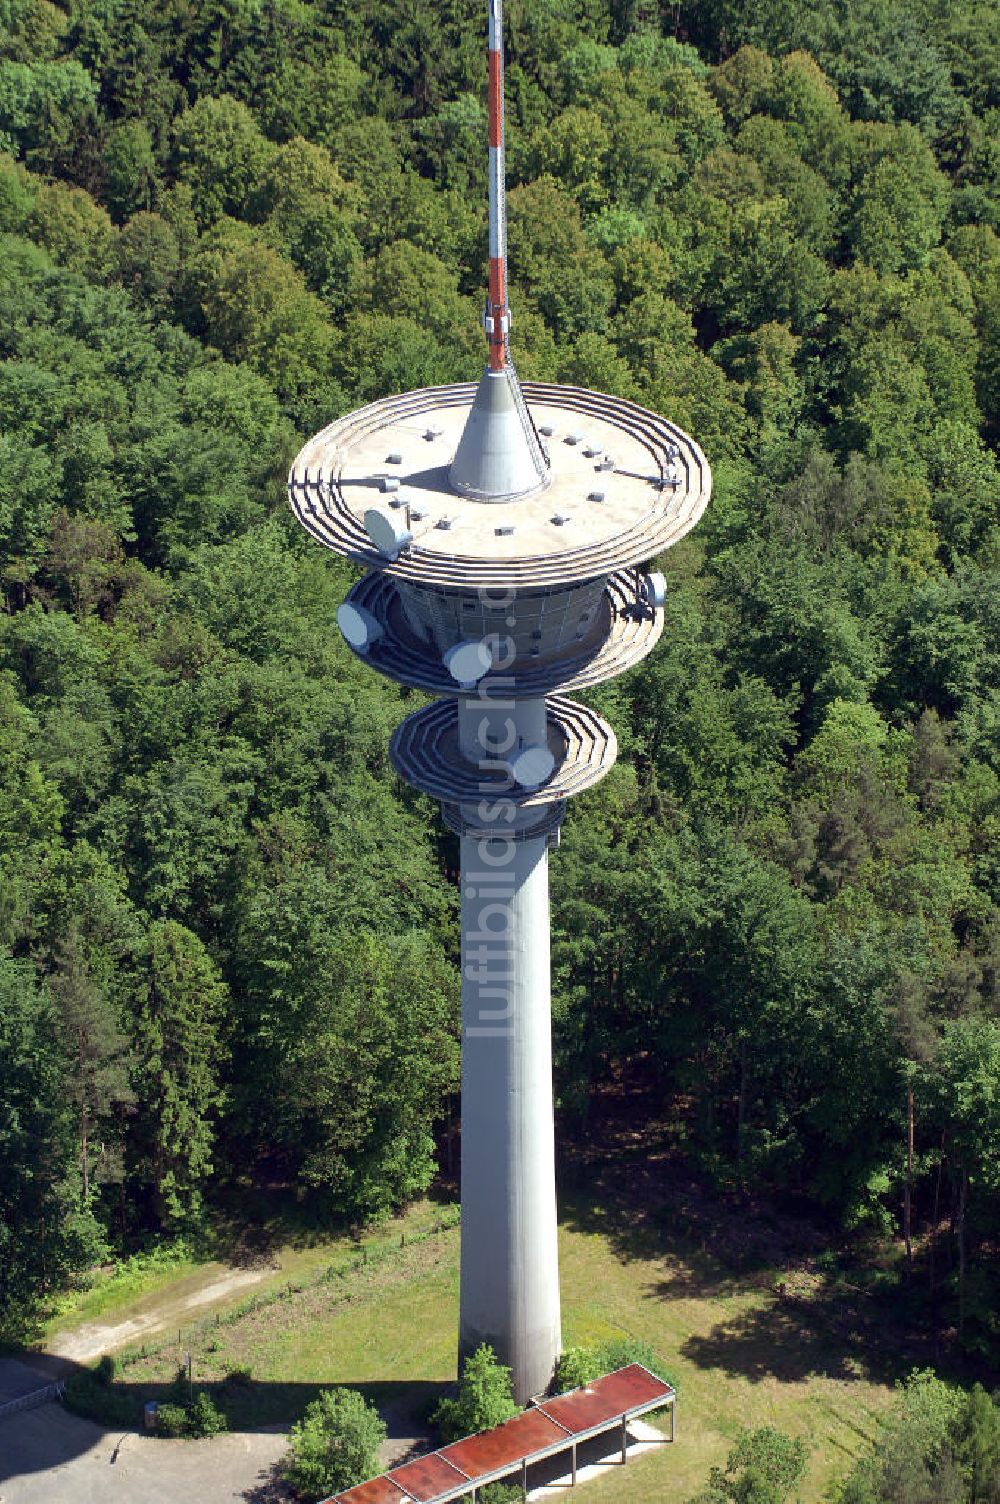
[[156, 1402, 189, 1437], [95, 1354, 116, 1385], [554, 1336, 670, 1394], [598, 1336, 666, 1380], [62, 1367, 139, 1428], [186, 1390, 227, 1438], [554, 1347, 603, 1391], [432, 1344, 520, 1443], [283, 1388, 386, 1498]]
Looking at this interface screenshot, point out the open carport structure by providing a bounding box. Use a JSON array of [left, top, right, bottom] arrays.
[[327, 1364, 676, 1504]]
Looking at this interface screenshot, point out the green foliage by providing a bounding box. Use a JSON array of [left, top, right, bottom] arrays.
[[0, 0, 998, 1386], [433, 1344, 520, 1443], [155, 1401, 188, 1437], [555, 1336, 669, 1391], [0, 949, 89, 1333], [554, 1345, 604, 1390], [184, 1390, 227, 1438], [598, 1336, 667, 1378], [172, 95, 274, 226], [283, 1387, 386, 1498], [63, 1363, 141, 1428], [130, 920, 227, 1228], [834, 1369, 994, 1503], [692, 1425, 808, 1504]]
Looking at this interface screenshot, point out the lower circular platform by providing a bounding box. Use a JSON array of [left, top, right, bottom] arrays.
[[390, 695, 617, 807]]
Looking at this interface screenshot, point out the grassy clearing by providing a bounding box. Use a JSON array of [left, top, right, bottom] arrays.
[[41, 1197, 454, 1349], [39, 1240, 205, 1334], [53, 1190, 898, 1500]]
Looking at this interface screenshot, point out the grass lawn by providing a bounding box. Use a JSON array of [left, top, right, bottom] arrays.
[[38, 1198, 454, 1350], [53, 1188, 899, 1502]]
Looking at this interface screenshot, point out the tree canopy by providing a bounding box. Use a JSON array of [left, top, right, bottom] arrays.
[[0, 0, 999, 1382]]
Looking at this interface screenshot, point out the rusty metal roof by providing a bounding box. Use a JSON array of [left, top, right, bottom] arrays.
[[386, 1454, 470, 1501], [329, 1365, 674, 1504], [537, 1362, 670, 1434], [438, 1405, 570, 1479], [328, 1478, 409, 1504]]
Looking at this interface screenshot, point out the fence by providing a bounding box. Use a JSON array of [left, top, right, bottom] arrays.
[[0, 1380, 65, 1421]]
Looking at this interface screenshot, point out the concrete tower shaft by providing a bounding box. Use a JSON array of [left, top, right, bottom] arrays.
[[286, 1, 711, 1408]]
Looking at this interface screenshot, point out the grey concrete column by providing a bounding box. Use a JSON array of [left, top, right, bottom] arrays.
[[458, 828, 561, 1403]]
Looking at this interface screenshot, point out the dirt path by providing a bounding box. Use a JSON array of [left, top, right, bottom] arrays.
[[46, 1270, 268, 1364]]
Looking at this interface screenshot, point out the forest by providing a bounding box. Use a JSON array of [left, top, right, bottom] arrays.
[[0, 0, 998, 1382]]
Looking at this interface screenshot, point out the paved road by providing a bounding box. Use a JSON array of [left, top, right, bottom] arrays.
[[0, 1402, 290, 1504], [0, 1358, 424, 1504]]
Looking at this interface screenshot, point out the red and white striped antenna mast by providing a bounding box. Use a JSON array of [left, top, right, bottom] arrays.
[[449, 0, 550, 498], [485, 0, 510, 371]]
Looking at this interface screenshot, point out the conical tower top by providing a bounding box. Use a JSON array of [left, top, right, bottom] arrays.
[[449, 0, 550, 502]]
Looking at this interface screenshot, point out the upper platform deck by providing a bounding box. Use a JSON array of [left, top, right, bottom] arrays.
[[289, 381, 710, 590]]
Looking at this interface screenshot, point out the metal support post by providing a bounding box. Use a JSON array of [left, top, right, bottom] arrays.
[[621, 1413, 628, 1464]]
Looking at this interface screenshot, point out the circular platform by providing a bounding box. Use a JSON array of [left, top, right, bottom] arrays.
[[389, 695, 617, 807], [289, 382, 710, 590], [342, 568, 663, 696]]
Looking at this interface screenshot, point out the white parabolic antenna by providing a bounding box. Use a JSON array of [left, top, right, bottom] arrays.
[[337, 602, 382, 651], [644, 571, 667, 609], [511, 742, 556, 790], [364, 507, 413, 557], [444, 639, 493, 685]]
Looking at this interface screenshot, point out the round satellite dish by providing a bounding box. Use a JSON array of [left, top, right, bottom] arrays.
[[511, 743, 556, 790], [337, 602, 382, 652], [363, 507, 413, 558], [443, 639, 492, 686], [643, 571, 667, 609]]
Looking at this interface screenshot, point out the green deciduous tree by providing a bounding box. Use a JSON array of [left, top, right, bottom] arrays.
[[172, 94, 274, 226], [692, 1425, 808, 1504], [433, 1344, 520, 1443], [283, 1387, 386, 1499]]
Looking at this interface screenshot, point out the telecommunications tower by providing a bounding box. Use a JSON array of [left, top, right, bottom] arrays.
[[288, 0, 711, 1403]]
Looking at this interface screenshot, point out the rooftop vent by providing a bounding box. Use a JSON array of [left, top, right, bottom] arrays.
[[386, 452, 403, 465]]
